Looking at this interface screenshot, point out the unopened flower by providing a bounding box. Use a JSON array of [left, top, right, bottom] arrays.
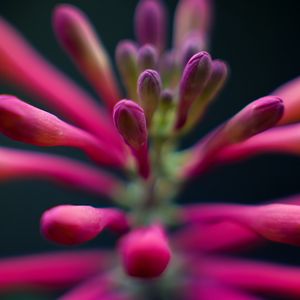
[[0, 0, 299, 299]]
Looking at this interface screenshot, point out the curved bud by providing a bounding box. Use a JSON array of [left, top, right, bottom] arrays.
[[183, 96, 284, 178], [185, 59, 228, 130], [53, 4, 120, 110], [134, 0, 167, 52], [118, 225, 171, 278], [175, 52, 212, 130], [116, 41, 139, 100], [137, 44, 158, 71], [174, 0, 212, 48], [41, 205, 129, 246], [0, 95, 126, 167], [138, 70, 162, 125], [113, 100, 150, 179]]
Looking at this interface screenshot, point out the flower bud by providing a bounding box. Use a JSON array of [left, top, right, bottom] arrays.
[[118, 225, 171, 278], [0, 95, 126, 167], [225, 96, 284, 143], [175, 52, 212, 130], [174, 0, 212, 48], [41, 205, 129, 246], [138, 70, 162, 125], [116, 41, 139, 100], [53, 5, 120, 110], [137, 44, 158, 71], [113, 100, 150, 178], [134, 0, 167, 52]]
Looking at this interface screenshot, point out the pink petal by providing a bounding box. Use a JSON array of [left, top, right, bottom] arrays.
[[0, 147, 122, 198], [0, 251, 110, 292], [0, 18, 122, 148]]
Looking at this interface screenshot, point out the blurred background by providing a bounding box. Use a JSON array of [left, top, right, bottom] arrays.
[[0, 0, 300, 299]]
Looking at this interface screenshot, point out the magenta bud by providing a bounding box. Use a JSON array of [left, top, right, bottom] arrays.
[[116, 40, 139, 99], [41, 205, 129, 246], [137, 44, 158, 71], [135, 0, 167, 52], [138, 69, 162, 125], [118, 225, 171, 278], [113, 100, 150, 178], [175, 51, 212, 129], [225, 96, 284, 142]]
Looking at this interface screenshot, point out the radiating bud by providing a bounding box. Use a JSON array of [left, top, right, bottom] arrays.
[[138, 70, 162, 125], [119, 225, 171, 278], [135, 0, 167, 52], [180, 35, 206, 68], [160, 89, 174, 112], [225, 96, 284, 142], [53, 4, 120, 110], [0, 95, 126, 167], [113, 100, 150, 178], [137, 44, 158, 71], [175, 52, 212, 130], [185, 59, 228, 130], [159, 51, 180, 88], [116, 41, 139, 100], [41, 205, 129, 246], [174, 0, 212, 48]]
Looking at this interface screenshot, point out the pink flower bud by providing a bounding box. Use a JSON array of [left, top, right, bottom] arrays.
[[138, 69, 162, 125], [41, 205, 129, 246], [175, 52, 212, 130], [113, 100, 151, 179], [0, 95, 126, 167], [137, 44, 158, 71], [118, 225, 171, 278], [53, 4, 120, 110], [135, 0, 167, 52], [174, 0, 212, 48], [115, 41, 139, 100]]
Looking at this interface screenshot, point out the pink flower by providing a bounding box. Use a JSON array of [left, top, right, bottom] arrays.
[[0, 0, 300, 299]]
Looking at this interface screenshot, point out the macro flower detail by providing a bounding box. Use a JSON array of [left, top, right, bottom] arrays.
[[0, 0, 300, 299]]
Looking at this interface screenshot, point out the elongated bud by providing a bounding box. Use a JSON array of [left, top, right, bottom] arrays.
[[113, 100, 150, 178], [53, 5, 120, 110], [41, 205, 129, 246], [135, 0, 167, 52], [185, 59, 228, 130], [137, 44, 158, 71], [138, 70, 162, 126], [0, 95, 125, 167], [225, 96, 284, 143], [159, 51, 180, 88], [116, 41, 139, 100], [182, 203, 300, 246], [174, 0, 212, 48], [175, 52, 212, 130], [118, 225, 171, 278]]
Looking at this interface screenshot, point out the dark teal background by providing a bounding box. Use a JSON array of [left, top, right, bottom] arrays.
[[0, 1, 300, 299]]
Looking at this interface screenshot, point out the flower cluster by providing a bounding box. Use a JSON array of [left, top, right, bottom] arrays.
[[0, 0, 300, 299]]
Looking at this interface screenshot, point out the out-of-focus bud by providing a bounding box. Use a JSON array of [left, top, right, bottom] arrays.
[[159, 51, 180, 88], [137, 44, 158, 71], [0, 95, 126, 167], [113, 100, 151, 179], [174, 52, 212, 130], [41, 205, 129, 246], [224, 96, 284, 143], [174, 0, 212, 48], [138, 70, 162, 126], [185, 59, 228, 130], [134, 0, 167, 53], [118, 225, 171, 278], [116, 41, 139, 100], [53, 4, 120, 110]]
